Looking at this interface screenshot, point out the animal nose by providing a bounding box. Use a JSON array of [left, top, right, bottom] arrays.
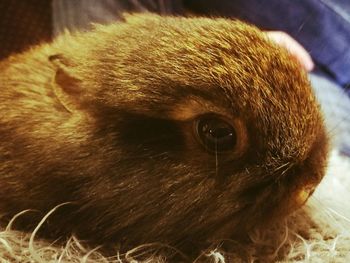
[[295, 185, 315, 207]]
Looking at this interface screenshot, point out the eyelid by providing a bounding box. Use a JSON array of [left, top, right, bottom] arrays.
[[170, 98, 229, 121]]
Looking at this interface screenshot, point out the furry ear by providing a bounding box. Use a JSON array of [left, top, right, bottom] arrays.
[[49, 54, 83, 112]]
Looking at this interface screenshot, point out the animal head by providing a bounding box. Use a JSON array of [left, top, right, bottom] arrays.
[[1, 14, 328, 253]]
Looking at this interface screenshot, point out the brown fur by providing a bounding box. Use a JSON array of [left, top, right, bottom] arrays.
[[0, 14, 328, 257]]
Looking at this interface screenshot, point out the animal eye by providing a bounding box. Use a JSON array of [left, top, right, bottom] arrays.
[[195, 115, 237, 153]]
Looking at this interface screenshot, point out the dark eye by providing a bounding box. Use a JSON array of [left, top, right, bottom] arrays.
[[195, 115, 237, 153]]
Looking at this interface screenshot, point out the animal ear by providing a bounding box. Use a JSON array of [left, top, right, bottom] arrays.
[[49, 54, 83, 112]]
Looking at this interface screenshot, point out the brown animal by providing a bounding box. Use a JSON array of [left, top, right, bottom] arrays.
[[0, 14, 328, 256]]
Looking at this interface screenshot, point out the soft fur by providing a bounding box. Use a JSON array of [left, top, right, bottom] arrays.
[[0, 14, 330, 261], [0, 150, 349, 262]]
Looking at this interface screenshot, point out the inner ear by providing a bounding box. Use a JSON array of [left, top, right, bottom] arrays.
[[49, 54, 83, 112]]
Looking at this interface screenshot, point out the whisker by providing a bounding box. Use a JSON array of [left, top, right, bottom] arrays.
[[273, 162, 291, 173], [280, 163, 294, 177]]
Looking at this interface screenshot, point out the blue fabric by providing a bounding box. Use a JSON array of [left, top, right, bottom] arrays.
[[310, 70, 350, 154], [185, 0, 350, 90]]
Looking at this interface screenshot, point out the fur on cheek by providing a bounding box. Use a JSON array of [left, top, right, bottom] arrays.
[[0, 150, 349, 263]]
